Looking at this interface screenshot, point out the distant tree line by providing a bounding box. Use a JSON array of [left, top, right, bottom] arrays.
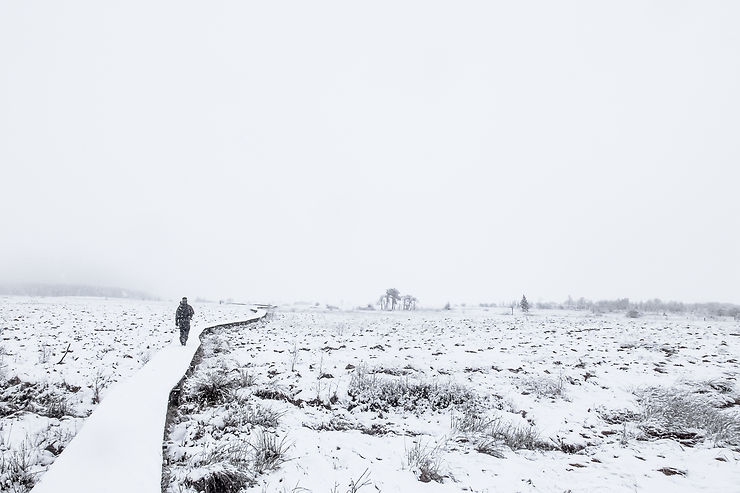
[[533, 296, 740, 318], [0, 283, 157, 300]]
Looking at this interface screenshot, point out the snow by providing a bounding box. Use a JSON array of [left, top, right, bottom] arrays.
[[0, 296, 263, 492], [31, 305, 264, 493], [162, 307, 740, 492], [2, 299, 739, 492]]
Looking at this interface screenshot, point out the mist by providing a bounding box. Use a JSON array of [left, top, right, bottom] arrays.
[[1, 1, 739, 306]]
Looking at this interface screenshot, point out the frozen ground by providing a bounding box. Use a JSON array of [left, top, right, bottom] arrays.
[[0, 296, 260, 492], [164, 308, 740, 493], [1, 299, 738, 492]]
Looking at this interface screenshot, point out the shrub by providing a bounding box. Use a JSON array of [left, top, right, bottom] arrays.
[[348, 365, 476, 413]]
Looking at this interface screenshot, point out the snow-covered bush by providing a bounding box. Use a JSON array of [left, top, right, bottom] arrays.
[[222, 403, 284, 430], [185, 369, 235, 407], [347, 364, 476, 413], [185, 462, 252, 493], [185, 441, 254, 493]]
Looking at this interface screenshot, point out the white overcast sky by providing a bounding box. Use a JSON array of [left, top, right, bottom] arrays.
[[1, 1, 738, 306]]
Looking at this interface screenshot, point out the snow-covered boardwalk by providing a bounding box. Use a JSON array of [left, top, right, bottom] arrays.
[[32, 310, 265, 493]]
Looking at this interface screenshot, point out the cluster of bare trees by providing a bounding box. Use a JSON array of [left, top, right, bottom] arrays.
[[377, 288, 418, 311]]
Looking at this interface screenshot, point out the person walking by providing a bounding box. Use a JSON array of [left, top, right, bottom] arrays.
[[175, 297, 195, 346]]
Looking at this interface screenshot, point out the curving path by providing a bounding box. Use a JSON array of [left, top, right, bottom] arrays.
[[32, 309, 266, 493]]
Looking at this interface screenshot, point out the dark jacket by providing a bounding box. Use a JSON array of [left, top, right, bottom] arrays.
[[175, 303, 194, 326]]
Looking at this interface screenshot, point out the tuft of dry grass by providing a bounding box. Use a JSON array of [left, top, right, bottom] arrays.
[[520, 374, 567, 400], [250, 431, 292, 473], [406, 441, 444, 483], [223, 404, 285, 430], [185, 369, 235, 407], [452, 408, 551, 452], [0, 439, 38, 493], [637, 387, 740, 446]]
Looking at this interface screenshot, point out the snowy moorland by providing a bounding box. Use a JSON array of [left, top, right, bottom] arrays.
[[0, 296, 257, 492], [163, 308, 740, 492], [1, 298, 738, 493]]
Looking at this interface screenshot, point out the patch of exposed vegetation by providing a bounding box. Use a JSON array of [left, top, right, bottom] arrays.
[[406, 441, 443, 483], [451, 407, 553, 453], [637, 386, 740, 447], [347, 364, 476, 413]]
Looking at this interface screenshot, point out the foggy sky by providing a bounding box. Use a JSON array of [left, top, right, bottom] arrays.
[[1, 1, 739, 306]]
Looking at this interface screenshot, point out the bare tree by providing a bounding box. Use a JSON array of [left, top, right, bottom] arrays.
[[402, 295, 418, 310], [377, 295, 387, 311]]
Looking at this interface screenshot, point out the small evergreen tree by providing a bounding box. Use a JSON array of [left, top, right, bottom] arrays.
[[520, 295, 530, 313]]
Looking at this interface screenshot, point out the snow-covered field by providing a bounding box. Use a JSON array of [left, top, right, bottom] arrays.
[[163, 308, 740, 492], [0, 296, 258, 492], [2, 298, 739, 492]]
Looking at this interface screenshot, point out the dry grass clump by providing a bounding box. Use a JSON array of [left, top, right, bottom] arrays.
[[348, 364, 476, 413], [251, 430, 292, 473], [0, 439, 38, 493], [637, 386, 740, 446], [490, 420, 545, 450], [185, 461, 253, 493], [472, 438, 506, 458], [180, 431, 291, 493], [450, 407, 492, 434], [37, 392, 72, 419], [406, 441, 443, 483], [185, 369, 236, 407], [183, 442, 254, 493], [520, 374, 567, 400], [596, 407, 640, 425], [235, 369, 257, 387], [451, 408, 550, 453], [222, 403, 285, 430], [0, 379, 76, 419]]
